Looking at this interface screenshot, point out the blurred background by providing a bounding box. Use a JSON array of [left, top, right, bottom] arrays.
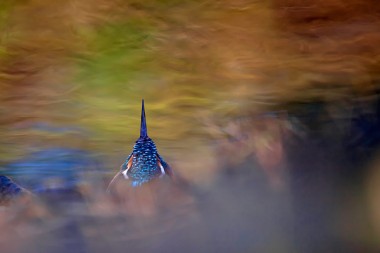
[[1, 0, 380, 252]]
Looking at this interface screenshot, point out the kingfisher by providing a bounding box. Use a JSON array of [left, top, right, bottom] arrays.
[[107, 100, 174, 191]]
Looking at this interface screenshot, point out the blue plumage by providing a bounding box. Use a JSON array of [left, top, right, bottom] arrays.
[[123, 137, 162, 185], [108, 100, 172, 189], [0, 175, 28, 204]]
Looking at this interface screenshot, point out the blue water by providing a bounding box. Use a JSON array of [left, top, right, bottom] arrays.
[[1, 147, 102, 192]]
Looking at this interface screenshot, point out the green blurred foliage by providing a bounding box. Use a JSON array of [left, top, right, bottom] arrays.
[[75, 20, 157, 92], [72, 18, 162, 145]]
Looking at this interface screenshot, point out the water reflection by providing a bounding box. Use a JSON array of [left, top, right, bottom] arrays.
[[1, 0, 380, 252], [2, 94, 380, 252]]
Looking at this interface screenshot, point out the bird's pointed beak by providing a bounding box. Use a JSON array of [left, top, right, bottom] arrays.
[[140, 99, 148, 138]]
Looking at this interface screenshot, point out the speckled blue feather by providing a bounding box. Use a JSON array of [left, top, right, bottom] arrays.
[[126, 137, 161, 184]]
